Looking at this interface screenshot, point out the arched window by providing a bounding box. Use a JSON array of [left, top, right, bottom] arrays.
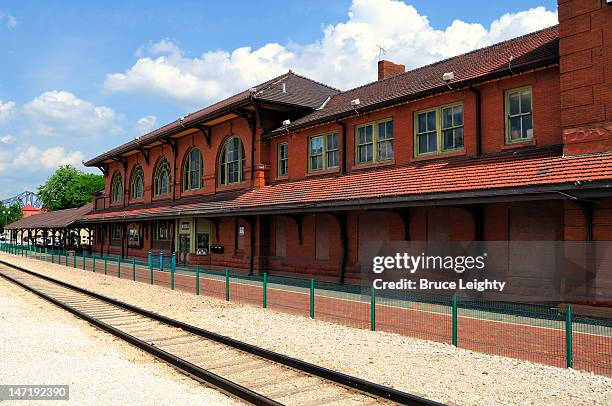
[[110, 172, 123, 203], [218, 136, 246, 185], [183, 148, 203, 191], [153, 157, 171, 197], [130, 166, 145, 200]]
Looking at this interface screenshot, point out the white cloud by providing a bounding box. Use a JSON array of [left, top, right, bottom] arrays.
[[23, 90, 122, 136], [0, 100, 15, 123], [104, 1, 557, 103], [136, 115, 157, 134], [0, 135, 15, 144], [12, 146, 85, 170], [0, 10, 17, 29]]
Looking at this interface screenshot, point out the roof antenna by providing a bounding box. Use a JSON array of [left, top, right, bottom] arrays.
[[508, 55, 515, 75], [376, 45, 387, 61]]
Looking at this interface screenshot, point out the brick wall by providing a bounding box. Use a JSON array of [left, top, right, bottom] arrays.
[[559, 0, 612, 154], [269, 68, 561, 183]]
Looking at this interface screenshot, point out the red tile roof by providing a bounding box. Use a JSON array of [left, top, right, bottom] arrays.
[[266, 25, 559, 136], [7, 204, 93, 230], [80, 147, 612, 222], [84, 72, 339, 166]]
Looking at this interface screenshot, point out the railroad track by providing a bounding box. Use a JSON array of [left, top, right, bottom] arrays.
[[0, 260, 444, 406]]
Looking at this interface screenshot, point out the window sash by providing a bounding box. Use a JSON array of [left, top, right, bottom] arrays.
[[415, 105, 463, 156], [219, 137, 245, 185], [356, 119, 393, 165], [153, 159, 171, 196], [505, 87, 533, 143], [111, 174, 123, 203], [112, 225, 122, 239], [184, 149, 202, 191], [308, 133, 338, 172], [278, 143, 288, 176], [154, 221, 170, 241], [131, 169, 144, 200]]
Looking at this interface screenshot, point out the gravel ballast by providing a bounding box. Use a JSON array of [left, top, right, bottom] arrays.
[[0, 273, 240, 406], [1, 253, 611, 406]]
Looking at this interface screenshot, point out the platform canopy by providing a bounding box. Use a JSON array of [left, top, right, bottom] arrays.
[[5, 203, 92, 230]]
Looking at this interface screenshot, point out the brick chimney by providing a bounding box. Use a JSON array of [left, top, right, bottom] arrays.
[[559, 0, 611, 155], [378, 60, 405, 80]]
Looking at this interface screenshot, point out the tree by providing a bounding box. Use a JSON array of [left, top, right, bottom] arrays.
[[37, 165, 105, 211], [0, 202, 23, 232]]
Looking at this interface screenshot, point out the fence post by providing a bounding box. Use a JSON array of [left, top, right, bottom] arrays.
[[159, 251, 164, 271], [73, 252, 76, 268], [82, 252, 86, 270], [150, 264, 154, 285], [195, 265, 200, 295], [452, 293, 458, 347], [171, 253, 176, 290], [263, 272, 268, 308], [104, 257, 107, 275], [65, 251, 68, 266], [51, 252, 54, 263], [566, 304, 573, 369], [132, 259, 136, 281], [310, 278, 315, 319], [370, 287, 376, 331], [225, 269, 230, 301], [148, 251, 152, 269], [118, 257, 121, 279], [93, 257, 96, 273]]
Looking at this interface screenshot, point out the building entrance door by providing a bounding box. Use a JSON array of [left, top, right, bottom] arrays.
[[179, 234, 190, 265]]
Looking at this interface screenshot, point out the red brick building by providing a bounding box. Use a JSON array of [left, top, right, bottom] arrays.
[[80, 1, 611, 298]]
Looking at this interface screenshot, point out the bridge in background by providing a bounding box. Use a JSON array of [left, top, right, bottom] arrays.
[[1, 191, 41, 209]]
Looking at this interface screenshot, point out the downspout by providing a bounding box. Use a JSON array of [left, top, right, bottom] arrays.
[[250, 100, 258, 181], [248, 216, 257, 276], [335, 119, 347, 174], [172, 141, 178, 201], [469, 85, 482, 156]]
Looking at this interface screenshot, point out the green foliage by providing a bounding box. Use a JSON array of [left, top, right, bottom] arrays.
[[37, 165, 105, 211], [0, 202, 23, 231]]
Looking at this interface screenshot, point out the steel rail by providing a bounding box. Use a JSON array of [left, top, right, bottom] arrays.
[[0, 259, 444, 406]]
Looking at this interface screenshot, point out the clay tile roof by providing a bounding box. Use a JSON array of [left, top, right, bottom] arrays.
[[79, 148, 612, 223], [7, 204, 93, 230], [84, 71, 339, 166], [266, 25, 559, 136]]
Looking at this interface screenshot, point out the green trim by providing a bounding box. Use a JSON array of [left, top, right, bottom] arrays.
[[182, 148, 203, 191], [504, 86, 533, 144], [308, 132, 338, 172], [414, 103, 464, 157], [277, 142, 289, 177], [218, 136, 246, 186]]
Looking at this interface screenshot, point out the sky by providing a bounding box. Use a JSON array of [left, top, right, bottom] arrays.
[[0, 0, 559, 200]]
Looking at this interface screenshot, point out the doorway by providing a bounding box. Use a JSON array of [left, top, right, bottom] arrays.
[[179, 234, 190, 265]]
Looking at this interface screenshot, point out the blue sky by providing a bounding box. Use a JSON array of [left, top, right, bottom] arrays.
[[0, 0, 558, 199]]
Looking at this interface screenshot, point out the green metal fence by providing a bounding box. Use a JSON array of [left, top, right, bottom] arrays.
[[1, 242, 610, 377]]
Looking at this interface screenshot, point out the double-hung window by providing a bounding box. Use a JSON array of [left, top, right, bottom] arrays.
[[278, 142, 288, 177], [356, 119, 394, 165], [415, 104, 463, 156], [308, 133, 338, 172], [505, 87, 533, 143]]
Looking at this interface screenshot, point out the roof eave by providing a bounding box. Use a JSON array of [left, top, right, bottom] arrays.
[[263, 56, 559, 139]]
